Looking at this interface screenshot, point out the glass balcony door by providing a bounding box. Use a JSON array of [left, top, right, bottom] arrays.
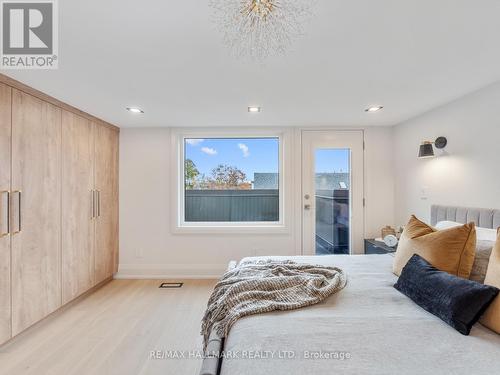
[[301, 131, 364, 255]]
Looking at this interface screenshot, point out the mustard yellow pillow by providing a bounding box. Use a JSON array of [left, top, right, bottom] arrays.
[[481, 229, 500, 334], [393, 215, 476, 278]]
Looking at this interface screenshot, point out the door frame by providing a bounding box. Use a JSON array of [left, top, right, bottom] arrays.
[[300, 129, 365, 255]]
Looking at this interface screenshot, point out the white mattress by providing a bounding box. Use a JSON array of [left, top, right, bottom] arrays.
[[220, 255, 500, 375]]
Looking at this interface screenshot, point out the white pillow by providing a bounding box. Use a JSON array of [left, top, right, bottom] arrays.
[[477, 227, 498, 242], [435, 220, 497, 242], [434, 220, 462, 230]]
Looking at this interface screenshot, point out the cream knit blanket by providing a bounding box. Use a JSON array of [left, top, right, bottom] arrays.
[[201, 260, 347, 347]]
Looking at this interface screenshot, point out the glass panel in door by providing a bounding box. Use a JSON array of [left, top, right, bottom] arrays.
[[315, 149, 351, 255]]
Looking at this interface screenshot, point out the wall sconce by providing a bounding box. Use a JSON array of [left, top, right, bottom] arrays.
[[418, 137, 447, 158]]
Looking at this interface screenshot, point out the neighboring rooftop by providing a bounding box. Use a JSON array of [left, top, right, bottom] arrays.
[[253, 173, 350, 190], [316, 173, 350, 190], [253, 173, 279, 189]]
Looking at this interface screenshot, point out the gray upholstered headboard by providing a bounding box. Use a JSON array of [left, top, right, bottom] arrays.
[[431, 205, 500, 229]]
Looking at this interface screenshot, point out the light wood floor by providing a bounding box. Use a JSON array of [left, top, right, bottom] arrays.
[[0, 279, 217, 375]]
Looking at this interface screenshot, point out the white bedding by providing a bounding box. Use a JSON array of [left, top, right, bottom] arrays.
[[220, 255, 500, 375], [435, 220, 498, 242]]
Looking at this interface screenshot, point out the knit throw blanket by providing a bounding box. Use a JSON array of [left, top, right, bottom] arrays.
[[201, 260, 347, 347]]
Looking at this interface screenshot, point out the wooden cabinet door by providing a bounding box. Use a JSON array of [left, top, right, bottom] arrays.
[[0, 83, 12, 344], [94, 123, 119, 283], [62, 111, 95, 304], [11, 89, 62, 335]]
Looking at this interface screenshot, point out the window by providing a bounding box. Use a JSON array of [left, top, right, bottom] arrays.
[[181, 137, 281, 225]]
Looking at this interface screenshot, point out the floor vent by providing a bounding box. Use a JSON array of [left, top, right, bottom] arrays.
[[159, 282, 183, 289]]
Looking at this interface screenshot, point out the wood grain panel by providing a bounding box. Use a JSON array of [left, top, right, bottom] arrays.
[[0, 73, 119, 132], [11, 89, 62, 335], [0, 82, 12, 344], [94, 123, 119, 283], [62, 110, 95, 304]]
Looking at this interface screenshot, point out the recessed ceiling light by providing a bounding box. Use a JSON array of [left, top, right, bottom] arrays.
[[126, 107, 144, 114], [248, 106, 261, 113], [365, 106, 383, 113]]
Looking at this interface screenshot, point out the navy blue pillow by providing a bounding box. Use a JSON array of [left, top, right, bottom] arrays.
[[394, 254, 499, 335]]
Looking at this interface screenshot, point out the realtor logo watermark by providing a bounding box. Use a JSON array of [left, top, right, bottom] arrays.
[[1, 0, 58, 69]]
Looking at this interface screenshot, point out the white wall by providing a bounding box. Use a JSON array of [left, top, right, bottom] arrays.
[[394, 81, 500, 226], [118, 127, 395, 278], [364, 127, 395, 238]]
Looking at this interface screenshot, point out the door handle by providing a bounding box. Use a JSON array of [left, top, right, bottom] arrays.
[[0, 191, 9, 237], [11, 190, 21, 234]]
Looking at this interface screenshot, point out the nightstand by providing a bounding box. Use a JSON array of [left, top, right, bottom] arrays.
[[364, 239, 397, 254]]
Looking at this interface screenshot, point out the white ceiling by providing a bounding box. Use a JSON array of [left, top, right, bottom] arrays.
[[5, 0, 500, 128]]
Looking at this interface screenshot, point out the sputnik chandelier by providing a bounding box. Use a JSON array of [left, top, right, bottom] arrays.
[[210, 0, 313, 61]]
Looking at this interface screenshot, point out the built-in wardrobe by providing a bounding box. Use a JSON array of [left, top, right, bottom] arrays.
[[0, 76, 119, 345]]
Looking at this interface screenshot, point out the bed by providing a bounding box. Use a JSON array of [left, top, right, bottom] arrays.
[[200, 205, 500, 375]]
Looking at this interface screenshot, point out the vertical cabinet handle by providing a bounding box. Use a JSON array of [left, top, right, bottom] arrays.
[[0, 191, 9, 237], [11, 190, 21, 234], [97, 190, 101, 217], [90, 190, 101, 218], [91, 190, 95, 219]]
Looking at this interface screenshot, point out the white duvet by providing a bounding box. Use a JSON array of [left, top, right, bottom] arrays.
[[220, 255, 500, 375]]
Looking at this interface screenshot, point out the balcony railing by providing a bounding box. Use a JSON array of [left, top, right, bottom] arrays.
[[184, 188, 349, 255], [315, 189, 350, 255], [185, 189, 279, 222]]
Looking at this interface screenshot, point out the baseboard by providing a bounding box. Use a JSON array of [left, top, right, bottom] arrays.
[[114, 263, 227, 279]]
